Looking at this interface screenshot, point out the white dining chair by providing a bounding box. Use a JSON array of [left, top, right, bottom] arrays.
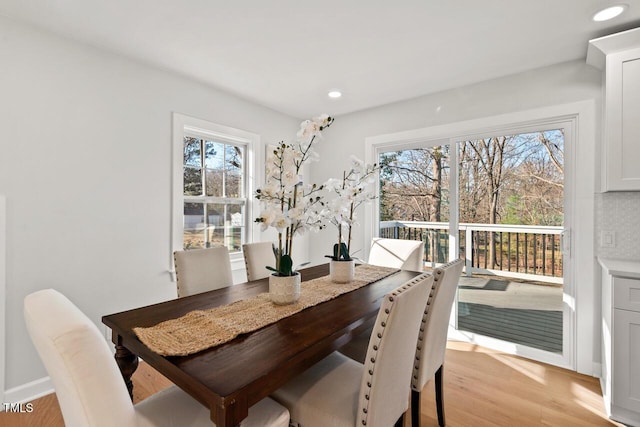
[[368, 237, 424, 272], [242, 242, 274, 281], [271, 273, 435, 427], [173, 246, 233, 297], [23, 289, 290, 427], [411, 258, 464, 427], [336, 239, 427, 363]]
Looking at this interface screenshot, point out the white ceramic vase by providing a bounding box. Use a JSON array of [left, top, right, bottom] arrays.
[[330, 259, 355, 283], [269, 273, 301, 305]]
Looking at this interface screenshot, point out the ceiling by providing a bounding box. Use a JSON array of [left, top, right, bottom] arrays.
[[1, 1, 639, 119]]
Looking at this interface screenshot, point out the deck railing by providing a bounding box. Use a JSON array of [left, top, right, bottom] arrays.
[[380, 221, 564, 284]]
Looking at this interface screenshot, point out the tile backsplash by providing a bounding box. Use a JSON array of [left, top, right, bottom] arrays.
[[595, 192, 640, 260]]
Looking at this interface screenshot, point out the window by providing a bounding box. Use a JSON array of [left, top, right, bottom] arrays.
[[365, 101, 599, 372], [172, 114, 259, 261], [183, 136, 245, 250]]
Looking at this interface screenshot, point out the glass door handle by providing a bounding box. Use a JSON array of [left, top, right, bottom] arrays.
[[561, 228, 571, 258]]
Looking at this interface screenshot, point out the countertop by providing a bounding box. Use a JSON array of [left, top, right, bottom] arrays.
[[598, 257, 640, 279]]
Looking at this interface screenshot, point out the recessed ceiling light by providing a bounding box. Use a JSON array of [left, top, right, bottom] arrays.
[[593, 4, 627, 21], [328, 90, 342, 99]]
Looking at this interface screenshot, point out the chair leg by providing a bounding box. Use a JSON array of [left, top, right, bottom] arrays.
[[411, 389, 420, 427], [394, 412, 405, 427], [435, 364, 445, 426]]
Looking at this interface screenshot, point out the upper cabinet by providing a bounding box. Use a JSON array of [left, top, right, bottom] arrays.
[[588, 28, 640, 192]]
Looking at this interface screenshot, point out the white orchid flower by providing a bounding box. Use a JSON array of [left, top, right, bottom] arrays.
[[272, 213, 291, 234], [253, 114, 333, 273], [281, 169, 300, 188]]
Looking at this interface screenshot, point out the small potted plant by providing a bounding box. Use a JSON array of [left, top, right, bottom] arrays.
[[255, 114, 333, 304], [324, 157, 378, 283]]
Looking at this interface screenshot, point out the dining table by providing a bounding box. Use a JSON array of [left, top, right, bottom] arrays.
[[102, 263, 423, 427]]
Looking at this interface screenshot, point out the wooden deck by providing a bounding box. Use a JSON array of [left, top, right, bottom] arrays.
[[456, 275, 563, 353]]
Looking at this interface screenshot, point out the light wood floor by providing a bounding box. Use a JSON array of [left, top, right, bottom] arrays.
[[0, 341, 622, 427]]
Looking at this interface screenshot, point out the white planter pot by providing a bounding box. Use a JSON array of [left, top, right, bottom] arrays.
[[269, 273, 301, 305], [330, 259, 355, 283]]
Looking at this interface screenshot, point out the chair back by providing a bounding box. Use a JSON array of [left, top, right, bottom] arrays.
[[368, 238, 424, 271], [412, 258, 464, 391], [24, 289, 137, 427], [357, 273, 434, 427], [173, 246, 233, 297], [242, 242, 274, 281]]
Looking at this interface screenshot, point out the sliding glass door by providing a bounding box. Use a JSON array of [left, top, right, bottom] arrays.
[[455, 129, 565, 356], [373, 120, 573, 369]]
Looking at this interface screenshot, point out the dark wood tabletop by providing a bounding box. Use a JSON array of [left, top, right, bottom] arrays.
[[102, 264, 422, 427]]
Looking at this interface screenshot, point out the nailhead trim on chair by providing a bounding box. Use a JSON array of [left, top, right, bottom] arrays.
[[411, 260, 459, 389], [411, 271, 440, 386], [243, 255, 251, 279], [173, 252, 183, 297], [243, 247, 256, 281], [359, 273, 431, 427]]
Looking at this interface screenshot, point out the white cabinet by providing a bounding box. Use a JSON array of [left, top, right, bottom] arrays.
[[588, 28, 640, 192], [613, 309, 640, 414], [600, 258, 640, 425]]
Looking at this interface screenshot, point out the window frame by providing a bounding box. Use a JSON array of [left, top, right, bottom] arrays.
[[172, 113, 260, 272], [365, 100, 597, 375]]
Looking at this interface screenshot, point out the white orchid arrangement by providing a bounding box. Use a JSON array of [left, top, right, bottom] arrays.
[[255, 114, 334, 276], [324, 156, 379, 261]]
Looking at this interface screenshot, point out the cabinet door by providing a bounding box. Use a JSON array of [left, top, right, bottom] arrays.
[[613, 308, 640, 412], [605, 47, 640, 191], [613, 277, 640, 312]]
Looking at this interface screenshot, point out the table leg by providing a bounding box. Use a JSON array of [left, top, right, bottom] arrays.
[[212, 397, 248, 427], [113, 336, 139, 400]]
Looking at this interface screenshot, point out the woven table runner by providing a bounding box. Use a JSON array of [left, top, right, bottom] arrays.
[[134, 264, 399, 356]]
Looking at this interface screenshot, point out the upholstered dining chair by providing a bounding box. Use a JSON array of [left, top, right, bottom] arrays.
[[271, 273, 435, 427], [23, 289, 290, 427], [368, 237, 425, 272], [242, 242, 274, 281], [338, 237, 424, 363], [411, 258, 465, 427], [173, 246, 233, 297]]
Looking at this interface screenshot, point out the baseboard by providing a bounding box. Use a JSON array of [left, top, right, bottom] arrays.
[[4, 376, 53, 405], [593, 361, 602, 378], [3, 354, 139, 410]]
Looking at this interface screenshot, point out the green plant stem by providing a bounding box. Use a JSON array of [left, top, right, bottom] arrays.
[[347, 201, 354, 256], [278, 145, 286, 266], [277, 233, 282, 273], [288, 190, 297, 255], [339, 170, 346, 259]]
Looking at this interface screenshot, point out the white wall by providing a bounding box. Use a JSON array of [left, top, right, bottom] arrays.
[[1, 195, 6, 404], [0, 16, 301, 393]]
